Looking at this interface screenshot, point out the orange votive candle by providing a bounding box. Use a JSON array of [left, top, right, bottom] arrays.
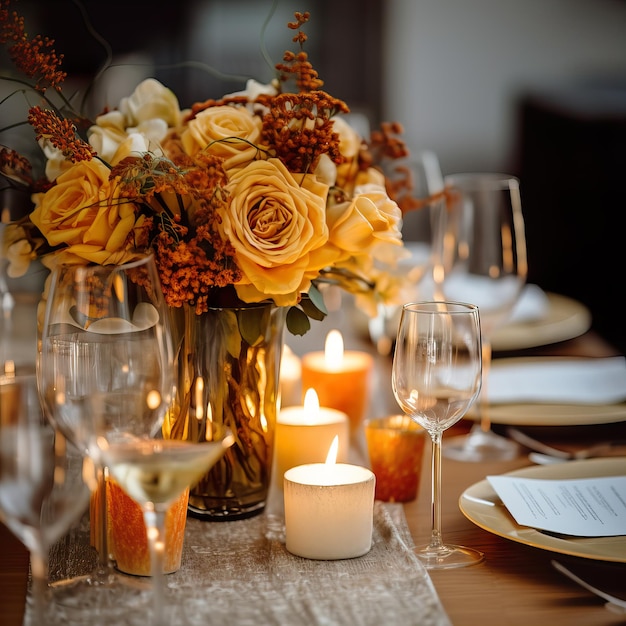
[[300, 330, 373, 430]]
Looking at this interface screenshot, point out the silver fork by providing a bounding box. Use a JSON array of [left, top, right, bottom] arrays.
[[506, 427, 617, 461], [551, 560, 626, 615]]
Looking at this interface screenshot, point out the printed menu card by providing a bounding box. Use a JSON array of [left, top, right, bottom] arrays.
[[488, 475, 626, 537]]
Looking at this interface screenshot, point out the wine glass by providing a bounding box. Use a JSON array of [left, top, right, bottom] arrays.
[[431, 173, 527, 461], [392, 301, 483, 569], [39, 255, 233, 625], [0, 373, 91, 624], [38, 259, 162, 613]]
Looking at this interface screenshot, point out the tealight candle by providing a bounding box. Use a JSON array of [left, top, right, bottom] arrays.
[[300, 330, 373, 430], [275, 389, 349, 489], [284, 439, 375, 560]]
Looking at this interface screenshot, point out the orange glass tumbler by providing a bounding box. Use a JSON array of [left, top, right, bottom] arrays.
[[365, 415, 427, 502], [90, 477, 189, 576]]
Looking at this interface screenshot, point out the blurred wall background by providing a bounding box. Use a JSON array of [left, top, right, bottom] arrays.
[[383, 0, 626, 173]]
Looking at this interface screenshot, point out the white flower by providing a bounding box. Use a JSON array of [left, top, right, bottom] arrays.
[[119, 78, 182, 128]]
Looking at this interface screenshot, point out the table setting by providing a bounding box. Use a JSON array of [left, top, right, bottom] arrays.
[[1, 1, 626, 625]]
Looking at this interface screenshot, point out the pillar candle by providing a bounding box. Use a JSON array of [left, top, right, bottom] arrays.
[[278, 344, 302, 408], [274, 389, 349, 490], [300, 330, 373, 430], [284, 460, 375, 560]]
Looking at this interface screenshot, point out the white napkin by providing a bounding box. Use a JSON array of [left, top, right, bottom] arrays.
[[508, 284, 551, 323], [487, 356, 626, 405]]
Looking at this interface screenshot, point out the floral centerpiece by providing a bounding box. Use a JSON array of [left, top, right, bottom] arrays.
[[0, 1, 429, 519]]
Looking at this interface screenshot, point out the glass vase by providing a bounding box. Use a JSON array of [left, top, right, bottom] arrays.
[[163, 302, 286, 520]]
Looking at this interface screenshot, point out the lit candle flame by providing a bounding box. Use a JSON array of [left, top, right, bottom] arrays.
[[195, 377, 204, 420], [325, 435, 339, 465], [303, 388, 320, 412], [324, 330, 344, 370], [3, 360, 15, 378]]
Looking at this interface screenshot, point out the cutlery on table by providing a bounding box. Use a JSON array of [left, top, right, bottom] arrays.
[[506, 427, 618, 462], [551, 560, 626, 615]]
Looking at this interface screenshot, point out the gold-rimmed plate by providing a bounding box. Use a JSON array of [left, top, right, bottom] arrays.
[[466, 401, 626, 427], [459, 457, 626, 563], [491, 292, 591, 351]]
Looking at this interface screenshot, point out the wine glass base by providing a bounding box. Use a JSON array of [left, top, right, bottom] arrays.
[[414, 543, 485, 570], [50, 571, 150, 616], [443, 427, 520, 462]]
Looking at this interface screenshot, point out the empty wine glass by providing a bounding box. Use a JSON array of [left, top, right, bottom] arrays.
[[392, 301, 483, 569], [39, 255, 233, 625], [431, 173, 527, 461], [0, 373, 90, 624]]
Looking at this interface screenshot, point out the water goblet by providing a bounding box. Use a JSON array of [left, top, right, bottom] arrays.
[[431, 173, 527, 461], [392, 301, 484, 569], [0, 373, 91, 624]]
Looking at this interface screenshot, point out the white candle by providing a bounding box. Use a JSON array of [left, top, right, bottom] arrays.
[[284, 441, 375, 560], [300, 330, 373, 430], [274, 389, 349, 490], [279, 344, 302, 408]]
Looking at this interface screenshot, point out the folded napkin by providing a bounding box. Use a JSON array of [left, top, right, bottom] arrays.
[[508, 283, 551, 323], [487, 356, 626, 405]]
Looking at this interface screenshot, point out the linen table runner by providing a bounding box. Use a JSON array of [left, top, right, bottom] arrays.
[[30, 502, 450, 626]]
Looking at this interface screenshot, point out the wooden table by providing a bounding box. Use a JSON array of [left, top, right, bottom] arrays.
[[1, 325, 625, 625]]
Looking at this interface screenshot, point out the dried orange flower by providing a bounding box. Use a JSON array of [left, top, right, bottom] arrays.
[[0, 0, 66, 92], [27, 106, 96, 162]]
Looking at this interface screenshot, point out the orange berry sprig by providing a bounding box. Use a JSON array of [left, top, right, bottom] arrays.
[[27, 106, 96, 163], [0, 0, 67, 93]]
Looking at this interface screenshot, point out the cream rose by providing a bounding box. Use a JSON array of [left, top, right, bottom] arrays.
[[30, 159, 139, 265], [181, 105, 265, 171], [220, 158, 336, 306], [326, 183, 406, 266], [119, 78, 182, 128], [2, 224, 38, 277], [333, 116, 363, 160]]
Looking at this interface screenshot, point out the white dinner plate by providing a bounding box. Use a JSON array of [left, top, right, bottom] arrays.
[[466, 401, 626, 427], [491, 292, 591, 351], [459, 457, 626, 563]]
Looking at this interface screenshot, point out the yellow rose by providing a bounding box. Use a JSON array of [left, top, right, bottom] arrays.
[[220, 158, 335, 306], [181, 105, 264, 171], [30, 159, 139, 265]]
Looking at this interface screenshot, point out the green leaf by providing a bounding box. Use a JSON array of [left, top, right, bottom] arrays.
[[307, 284, 328, 316], [299, 296, 326, 321], [286, 306, 311, 336], [238, 306, 267, 347]]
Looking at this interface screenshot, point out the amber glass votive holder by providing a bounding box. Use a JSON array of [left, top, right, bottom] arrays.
[[365, 415, 427, 502]]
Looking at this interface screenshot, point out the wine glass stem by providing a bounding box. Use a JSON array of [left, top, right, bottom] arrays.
[[429, 431, 444, 550], [478, 339, 492, 433], [28, 546, 49, 626], [144, 506, 167, 626], [96, 466, 110, 570]]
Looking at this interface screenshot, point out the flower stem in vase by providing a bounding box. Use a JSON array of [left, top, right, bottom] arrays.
[[163, 302, 286, 520]]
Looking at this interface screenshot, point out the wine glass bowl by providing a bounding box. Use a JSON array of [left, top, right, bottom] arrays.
[[392, 301, 484, 569], [431, 173, 527, 461]]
